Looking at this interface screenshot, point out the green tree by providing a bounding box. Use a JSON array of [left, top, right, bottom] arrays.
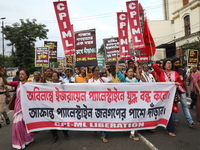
[[51, 62, 60, 69], [98, 44, 105, 55], [0, 54, 15, 68], [3, 19, 49, 73]]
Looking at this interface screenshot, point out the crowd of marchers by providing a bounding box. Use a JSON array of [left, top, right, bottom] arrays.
[[0, 56, 200, 149]]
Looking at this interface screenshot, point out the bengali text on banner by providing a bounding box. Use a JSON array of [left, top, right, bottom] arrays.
[[20, 82, 176, 133], [44, 41, 58, 62], [35, 47, 49, 67], [75, 29, 97, 67]]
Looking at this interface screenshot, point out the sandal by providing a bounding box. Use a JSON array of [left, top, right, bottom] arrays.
[[148, 129, 155, 133], [167, 132, 176, 137], [174, 121, 179, 126], [129, 134, 139, 141], [101, 137, 108, 143], [190, 122, 200, 127]]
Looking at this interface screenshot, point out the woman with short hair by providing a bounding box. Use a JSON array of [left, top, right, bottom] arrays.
[[88, 66, 111, 143], [50, 72, 69, 144]]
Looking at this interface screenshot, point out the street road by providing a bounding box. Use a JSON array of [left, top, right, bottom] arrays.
[[0, 98, 200, 150]]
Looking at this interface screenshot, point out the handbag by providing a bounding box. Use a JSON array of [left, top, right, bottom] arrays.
[[174, 91, 180, 103], [172, 103, 180, 113], [8, 93, 16, 110]]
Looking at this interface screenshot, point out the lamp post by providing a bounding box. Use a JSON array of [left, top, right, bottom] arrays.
[[1, 17, 6, 67]]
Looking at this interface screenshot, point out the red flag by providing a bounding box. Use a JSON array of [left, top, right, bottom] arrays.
[[141, 18, 156, 56]]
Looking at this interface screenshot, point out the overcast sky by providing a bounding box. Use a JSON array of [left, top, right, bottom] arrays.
[[0, 0, 164, 57]]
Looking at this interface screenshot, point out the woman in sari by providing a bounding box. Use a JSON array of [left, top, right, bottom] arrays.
[[152, 59, 183, 136], [0, 67, 34, 149]]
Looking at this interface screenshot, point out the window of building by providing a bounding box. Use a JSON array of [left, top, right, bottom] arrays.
[[183, 0, 189, 6], [184, 15, 191, 36]]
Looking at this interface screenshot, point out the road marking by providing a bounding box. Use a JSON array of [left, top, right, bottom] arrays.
[[138, 133, 158, 150]]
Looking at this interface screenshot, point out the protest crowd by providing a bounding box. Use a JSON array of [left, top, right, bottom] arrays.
[[0, 56, 200, 150]]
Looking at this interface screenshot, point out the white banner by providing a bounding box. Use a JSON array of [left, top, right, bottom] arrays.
[[20, 82, 176, 133]]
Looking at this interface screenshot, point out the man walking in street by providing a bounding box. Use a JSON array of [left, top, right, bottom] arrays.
[[172, 57, 199, 127]]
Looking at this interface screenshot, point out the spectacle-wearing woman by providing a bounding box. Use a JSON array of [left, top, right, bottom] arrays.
[[51, 72, 69, 143], [88, 66, 111, 143], [152, 59, 183, 137], [0, 68, 34, 149], [115, 58, 140, 141]]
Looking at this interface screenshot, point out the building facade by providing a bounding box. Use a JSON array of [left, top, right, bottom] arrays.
[[149, 0, 200, 60]]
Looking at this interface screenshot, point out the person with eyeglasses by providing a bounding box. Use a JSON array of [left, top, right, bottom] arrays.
[[50, 72, 69, 144], [33, 71, 41, 83], [115, 57, 140, 141], [88, 66, 111, 143], [152, 58, 183, 137], [88, 66, 111, 84]]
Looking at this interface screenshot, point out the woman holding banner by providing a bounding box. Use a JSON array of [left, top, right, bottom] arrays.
[[0, 67, 35, 149], [152, 59, 183, 137], [88, 66, 111, 143], [50, 72, 69, 143], [115, 58, 140, 141]]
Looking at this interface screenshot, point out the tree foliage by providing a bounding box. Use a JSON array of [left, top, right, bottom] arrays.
[[3, 19, 49, 72], [51, 62, 60, 69], [98, 44, 105, 54], [0, 54, 16, 67]]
